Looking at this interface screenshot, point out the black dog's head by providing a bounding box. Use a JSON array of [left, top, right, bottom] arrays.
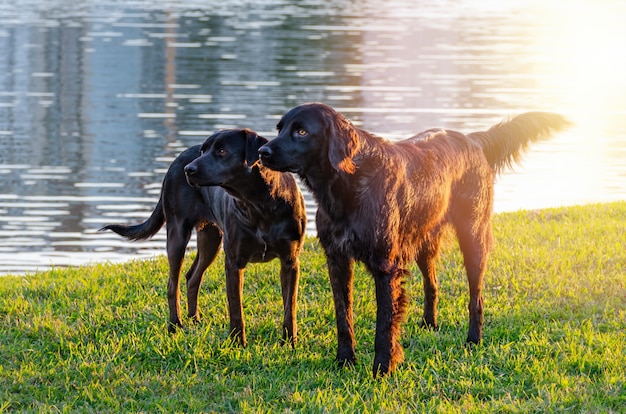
[[258, 102, 361, 175], [185, 128, 267, 187]]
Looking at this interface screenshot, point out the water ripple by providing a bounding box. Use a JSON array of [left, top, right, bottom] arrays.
[[1, 0, 624, 275]]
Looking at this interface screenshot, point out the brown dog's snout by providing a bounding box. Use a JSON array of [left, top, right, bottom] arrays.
[[184, 163, 197, 176], [258, 145, 273, 159]]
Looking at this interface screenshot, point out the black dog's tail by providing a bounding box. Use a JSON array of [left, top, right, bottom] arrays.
[[469, 112, 572, 174], [99, 197, 165, 241]]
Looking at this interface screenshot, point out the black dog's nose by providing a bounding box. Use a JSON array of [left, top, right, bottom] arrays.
[[258, 146, 273, 158], [184, 164, 197, 176]]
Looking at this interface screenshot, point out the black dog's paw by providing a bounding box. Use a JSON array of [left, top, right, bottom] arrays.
[[168, 321, 184, 334], [279, 332, 297, 349], [227, 330, 248, 348], [465, 337, 482, 348]]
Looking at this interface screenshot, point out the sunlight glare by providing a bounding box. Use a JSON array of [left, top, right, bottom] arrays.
[[534, 1, 626, 122]]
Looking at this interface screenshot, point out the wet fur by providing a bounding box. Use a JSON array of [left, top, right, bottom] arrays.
[[259, 103, 570, 376]]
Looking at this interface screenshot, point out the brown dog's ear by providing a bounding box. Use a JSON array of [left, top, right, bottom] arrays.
[[243, 129, 268, 171], [327, 114, 360, 174]]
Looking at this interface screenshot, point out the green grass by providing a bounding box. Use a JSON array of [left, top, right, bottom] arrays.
[[1, 202, 625, 413]]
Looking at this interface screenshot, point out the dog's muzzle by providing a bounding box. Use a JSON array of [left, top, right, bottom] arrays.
[[184, 164, 200, 187], [258, 145, 278, 169], [259, 144, 301, 173], [258, 145, 273, 161]]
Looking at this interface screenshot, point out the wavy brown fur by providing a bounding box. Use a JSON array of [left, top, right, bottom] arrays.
[[258, 103, 571, 377], [469, 112, 572, 174]]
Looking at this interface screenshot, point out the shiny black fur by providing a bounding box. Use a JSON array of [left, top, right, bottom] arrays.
[[102, 129, 306, 346]]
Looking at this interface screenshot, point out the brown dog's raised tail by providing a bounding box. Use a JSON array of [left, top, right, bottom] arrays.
[[99, 197, 165, 241], [469, 112, 572, 174]]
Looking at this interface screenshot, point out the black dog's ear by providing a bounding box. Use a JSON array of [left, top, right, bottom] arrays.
[[327, 113, 360, 174], [243, 129, 268, 171]]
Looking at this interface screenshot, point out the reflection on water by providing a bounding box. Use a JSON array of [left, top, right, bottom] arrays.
[[1, 0, 625, 274]]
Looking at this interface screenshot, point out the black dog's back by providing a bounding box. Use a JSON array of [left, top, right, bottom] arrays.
[[100, 145, 214, 240]]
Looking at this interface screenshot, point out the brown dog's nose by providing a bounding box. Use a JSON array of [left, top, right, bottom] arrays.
[[258, 145, 273, 158], [184, 164, 197, 176]]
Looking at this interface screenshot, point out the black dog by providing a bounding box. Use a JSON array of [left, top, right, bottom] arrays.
[[259, 103, 570, 376], [102, 129, 306, 346]]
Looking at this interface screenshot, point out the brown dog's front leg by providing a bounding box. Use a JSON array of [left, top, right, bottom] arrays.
[[279, 255, 300, 347], [327, 256, 356, 367], [372, 266, 408, 377], [225, 257, 247, 346]]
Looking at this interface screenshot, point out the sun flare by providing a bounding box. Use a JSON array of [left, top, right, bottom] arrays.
[[533, 1, 626, 122]]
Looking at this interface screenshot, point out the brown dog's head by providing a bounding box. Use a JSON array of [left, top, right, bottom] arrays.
[[258, 102, 360, 175], [184, 128, 267, 188]]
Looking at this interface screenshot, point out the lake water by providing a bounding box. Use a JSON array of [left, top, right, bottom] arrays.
[[1, 0, 625, 275]]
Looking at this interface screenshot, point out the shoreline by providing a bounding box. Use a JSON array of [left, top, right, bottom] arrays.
[[3, 200, 624, 277]]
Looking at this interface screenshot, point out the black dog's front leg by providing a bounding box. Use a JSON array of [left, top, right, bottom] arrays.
[[327, 255, 356, 367], [166, 224, 191, 333], [225, 256, 247, 346], [186, 225, 223, 324]]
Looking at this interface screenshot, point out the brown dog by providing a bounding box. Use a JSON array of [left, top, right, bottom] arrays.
[[102, 129, 306, 346], [259, 103, 570, 376]]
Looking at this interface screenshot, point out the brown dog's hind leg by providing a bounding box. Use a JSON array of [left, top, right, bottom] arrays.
[[186, 224, 222, 324], [417, 230, 442, 330], [454, 211, 492, 345]]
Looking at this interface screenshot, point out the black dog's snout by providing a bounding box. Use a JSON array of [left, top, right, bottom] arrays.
[[258, 145, 273, 158], [184, 164, 197, 176]]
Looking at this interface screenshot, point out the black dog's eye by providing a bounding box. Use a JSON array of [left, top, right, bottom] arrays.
[[296, 129, 308, 137], [215, 148, 226, 157]]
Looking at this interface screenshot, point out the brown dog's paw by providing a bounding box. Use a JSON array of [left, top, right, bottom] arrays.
[[336, 350, 356, 369], [372, 359, 394, 378], [466, 325, 482, 345], [420, 320, 440, 331]]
